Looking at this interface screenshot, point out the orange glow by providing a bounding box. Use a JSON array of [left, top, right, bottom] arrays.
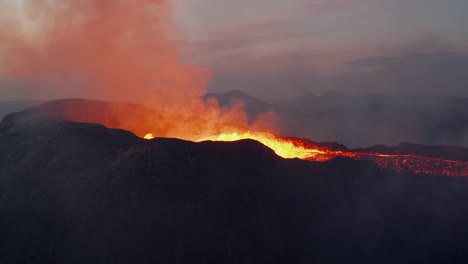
[[196, 131, 326, 159], [2, 1, 467, 178], [142, 127, 468, 177], [143, 129, 325, 159]]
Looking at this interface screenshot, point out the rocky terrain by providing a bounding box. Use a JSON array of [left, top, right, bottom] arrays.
[[2, 105, 468, 263]]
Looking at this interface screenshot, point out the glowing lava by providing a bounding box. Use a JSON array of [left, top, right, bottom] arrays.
[[6, 0, 467, 177], [144, 131, 468, 177], [197, 131, 327, 159], [145, 131, 326, 159]]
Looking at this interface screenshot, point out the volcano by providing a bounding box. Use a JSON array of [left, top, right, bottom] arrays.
[[2, 101, 468, 263], [3, 0, 468, 262], [7, 99, 467, 177]]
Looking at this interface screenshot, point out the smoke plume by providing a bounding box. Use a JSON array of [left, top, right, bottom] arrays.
[[0, 0, 271, 138]]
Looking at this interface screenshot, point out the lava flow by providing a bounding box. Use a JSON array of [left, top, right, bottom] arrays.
[[3, 0, 467, 178], [145, 131, 468, 177]]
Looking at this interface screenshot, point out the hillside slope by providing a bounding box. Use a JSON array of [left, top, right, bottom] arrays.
[[2, 108, 468, 263]]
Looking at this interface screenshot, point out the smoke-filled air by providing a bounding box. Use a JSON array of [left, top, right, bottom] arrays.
[[0, 0, 207, 105], [3, 1, 468, 262], [0, 0, 277, 140], [0, 0, 467, 177]]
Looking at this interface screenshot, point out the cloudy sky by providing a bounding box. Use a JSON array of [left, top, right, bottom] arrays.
[[1, 0, 467, 101], [173, 0, 468, 99]]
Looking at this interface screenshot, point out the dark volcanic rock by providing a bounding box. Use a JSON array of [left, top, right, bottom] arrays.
[[2, 110, 468, 263]]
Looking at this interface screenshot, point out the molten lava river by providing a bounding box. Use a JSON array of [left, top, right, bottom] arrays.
[[143, 130, 468, 177]]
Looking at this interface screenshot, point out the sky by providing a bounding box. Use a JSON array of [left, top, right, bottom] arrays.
[[1, 0, 468, 101], [173, 0, 468, 99]]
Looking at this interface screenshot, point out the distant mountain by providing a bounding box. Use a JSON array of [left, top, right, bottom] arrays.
[[2, 101, 468, 263]]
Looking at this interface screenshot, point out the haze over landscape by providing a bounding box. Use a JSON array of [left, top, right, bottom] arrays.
[[1, 0, 468, 100], [1, 0, 468, 263], [1, 0, 467, 148]]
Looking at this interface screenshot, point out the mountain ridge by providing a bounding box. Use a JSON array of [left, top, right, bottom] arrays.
[[3, 103, 468, 263], [4, 97, 467, 162]]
